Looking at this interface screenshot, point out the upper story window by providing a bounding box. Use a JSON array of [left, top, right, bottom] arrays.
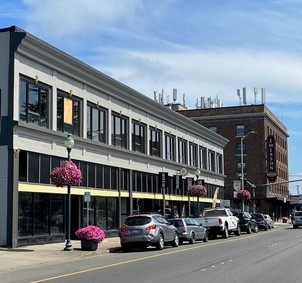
[[208, 150, 216, 172], [208, 126, 217, 133], [149, 127, 162, 157], [178, 138, 187, 164], [165, 132, 176, 161], [199, 146, 207, 170], [19, 77, 50, 128], [216, 153, 223, 174], [132, 120, 146, 153], [189, 142, 198, 166], [236, 143, 246, 155], [57, 91, 81, 136], [112, 112, 128, 149], [87, 103, 107, 143], [236, 125, 245, 136]]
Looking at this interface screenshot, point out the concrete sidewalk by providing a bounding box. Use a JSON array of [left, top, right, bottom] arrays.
[[0, 237, 121, 272]]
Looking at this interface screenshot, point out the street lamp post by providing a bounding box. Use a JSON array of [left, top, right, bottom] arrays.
[[195, 167, 201, 185], [240, 131, 256, 211], [64, 133, 74, 251], [195, 167, 201, 217]]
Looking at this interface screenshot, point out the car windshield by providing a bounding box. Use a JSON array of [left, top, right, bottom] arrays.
[[253, 214, 264, 220], [295, 212, 302, 216], [125, 216, 151, 226]]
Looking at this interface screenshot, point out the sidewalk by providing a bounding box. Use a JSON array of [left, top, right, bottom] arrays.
[[0, 237, 121, 272]]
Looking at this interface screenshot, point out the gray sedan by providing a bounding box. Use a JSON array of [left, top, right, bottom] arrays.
[[169, 218, 208, 244]]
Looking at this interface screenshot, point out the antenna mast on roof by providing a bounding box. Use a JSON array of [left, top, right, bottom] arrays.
[[254, 87, 258, 104], [237, 89, 241, 105]]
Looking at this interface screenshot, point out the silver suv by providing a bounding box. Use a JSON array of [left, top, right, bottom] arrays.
[[119, 213, 179, 251]]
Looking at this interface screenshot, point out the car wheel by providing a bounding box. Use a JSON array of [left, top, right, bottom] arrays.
[[235, 225, 241, 236], [264, 225, 268, 231], [171, 233, 179, 247], [189, 233, 196, 244], [156, 234, 164, 250], [203, 231, 209, 242], [247, 225, 252, 234], [121, 243, 131, 251], [253, 225, 259, 233], [179, 239, 183, 245], [222, 227, 229, 239]]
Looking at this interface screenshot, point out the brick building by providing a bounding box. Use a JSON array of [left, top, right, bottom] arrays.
[[178, 104, 289, 219]]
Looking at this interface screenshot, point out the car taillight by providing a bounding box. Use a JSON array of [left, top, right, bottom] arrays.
[[146, 224, 157, 230], [219, 218, 223, 225], [119, 226, 126, 232], [182, 227, 188, 233]]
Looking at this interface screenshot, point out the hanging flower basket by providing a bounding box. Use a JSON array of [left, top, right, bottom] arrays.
[[188, 184, 207, 197], [50, 160, 82, 187], [237, 189, 251, 200]]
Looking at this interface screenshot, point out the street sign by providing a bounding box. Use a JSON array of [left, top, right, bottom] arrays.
[[233, 180, 241, 191], [84, 192, 91, 202]]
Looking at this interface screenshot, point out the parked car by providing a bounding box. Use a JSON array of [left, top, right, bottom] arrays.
[[292, 211, 302, 228], [233, 212, 259, 234], [253, 213, 269, 230], [264, 214, 274, 229], [169, 218, 208, 244], [119, 213, 179, 251]]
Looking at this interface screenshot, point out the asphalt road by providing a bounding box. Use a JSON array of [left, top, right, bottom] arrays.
[[2, 224, 302, 283]]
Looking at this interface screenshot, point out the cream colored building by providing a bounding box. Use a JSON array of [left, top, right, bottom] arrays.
[[0, 26, 227, 247]]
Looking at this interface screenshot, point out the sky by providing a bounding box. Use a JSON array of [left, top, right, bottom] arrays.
[[1, 0, 301, 194]]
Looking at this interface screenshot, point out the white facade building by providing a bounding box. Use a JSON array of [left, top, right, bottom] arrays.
[[0, 26, 228, 247]]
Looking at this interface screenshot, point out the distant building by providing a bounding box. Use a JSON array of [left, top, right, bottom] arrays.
[[178, 104, 289, 218]]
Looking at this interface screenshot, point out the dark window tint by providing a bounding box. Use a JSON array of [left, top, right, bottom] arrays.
[[125, 216, 151, 226], [171, 220, 184, 227]]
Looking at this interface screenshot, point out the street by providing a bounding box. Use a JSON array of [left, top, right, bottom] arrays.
[[2, 224, 302, 283]]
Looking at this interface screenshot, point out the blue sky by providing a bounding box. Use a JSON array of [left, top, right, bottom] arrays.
[[1, 0, 302, 194]]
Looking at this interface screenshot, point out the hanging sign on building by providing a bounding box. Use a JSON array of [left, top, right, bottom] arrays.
[[64, 97, 73, 125], [266, 135, 277, 182]]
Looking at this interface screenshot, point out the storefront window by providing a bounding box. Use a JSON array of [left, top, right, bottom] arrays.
[[50, 195, 64, 234], [18, 192, 33, 237], [34, 194, 49, 235]]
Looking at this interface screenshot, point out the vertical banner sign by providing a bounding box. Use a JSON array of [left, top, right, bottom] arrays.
[[160, 172, 168, 217], [266, 135, 277, 182], [174, 175, 182, 193], [64, 97, 73, 125], [185, 177, 194, 194]]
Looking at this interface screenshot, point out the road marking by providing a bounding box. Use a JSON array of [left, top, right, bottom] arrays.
[[30, 228, 280, 283]]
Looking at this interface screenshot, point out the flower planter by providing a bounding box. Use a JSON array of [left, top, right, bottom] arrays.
[[81, 238, 98, 251]]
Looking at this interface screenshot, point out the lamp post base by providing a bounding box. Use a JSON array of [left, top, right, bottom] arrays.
[[64, 240, 73, 251]]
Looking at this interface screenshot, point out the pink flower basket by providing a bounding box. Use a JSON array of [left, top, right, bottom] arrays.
[[50, 160, 82, 187], [237, 189, 251, 200], [188, 185, 207, 197], [75, 225, 106, 243]]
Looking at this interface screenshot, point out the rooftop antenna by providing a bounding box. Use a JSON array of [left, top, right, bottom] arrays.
[[254, 87, 258, 104], [261, 88, 266, 104], [173, 88, 177, 103], [242, 87, 247, 105], [183, 93, 186, 106], [237, 89, 241, 105], [154, 91, 157, 102]]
